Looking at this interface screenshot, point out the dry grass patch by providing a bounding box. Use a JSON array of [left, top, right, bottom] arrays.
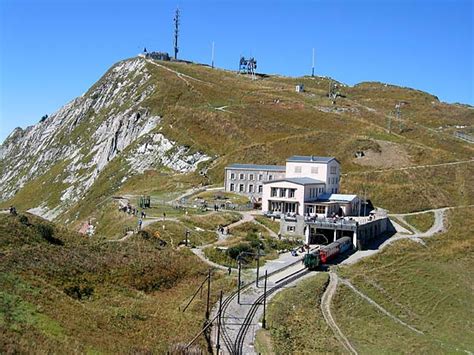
[[404, 212, 435, 232]]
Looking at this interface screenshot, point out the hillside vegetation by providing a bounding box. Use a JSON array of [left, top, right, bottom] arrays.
[[0, 212, 231, 353], [1, 57, 473, 232], [263, 208, 474, 353]]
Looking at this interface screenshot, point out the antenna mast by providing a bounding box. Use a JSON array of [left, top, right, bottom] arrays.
[[173, 7, 180, 60], [312, 48, 315, 77], [211, 41, 215, 68]]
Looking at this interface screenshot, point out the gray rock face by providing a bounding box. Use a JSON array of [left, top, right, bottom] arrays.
[[0, 57, 209, 219]]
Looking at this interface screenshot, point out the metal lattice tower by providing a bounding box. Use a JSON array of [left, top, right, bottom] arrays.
[[173, 7, 180, 60]]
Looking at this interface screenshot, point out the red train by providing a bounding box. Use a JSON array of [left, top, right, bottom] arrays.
[[303, 236, 353, 269]]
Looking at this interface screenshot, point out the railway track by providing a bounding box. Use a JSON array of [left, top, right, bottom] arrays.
[[232, 268, 310, 354], [219, 259, 308, 353]]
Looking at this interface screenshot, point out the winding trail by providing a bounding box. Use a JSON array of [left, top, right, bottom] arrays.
[[319, 205, 473, 354], [342, 159, 473, 176], [338, 278, 423, 335], [321, 272, 358, 355]]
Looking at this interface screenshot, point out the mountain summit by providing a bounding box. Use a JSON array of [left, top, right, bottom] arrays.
[[1, 56, 472, 224]]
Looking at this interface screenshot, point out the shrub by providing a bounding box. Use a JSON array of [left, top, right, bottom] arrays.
[[35, 223, 63, 245], [18, 214, 30, 226], [226, 243, 252, 260], [64, 285, 94, 300]]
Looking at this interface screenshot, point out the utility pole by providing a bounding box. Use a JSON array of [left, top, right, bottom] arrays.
[[185, 229, 190, 247], [256, 247, 260, 287], [205, 269, 211, 319], [211, 41, 215, 68], [237, 261, 242, 305], [311, 48, 315, 77], [216, 290, 223, 354], [262, 270, 268, 329], [173, 7, 180, 60], [395, 102, 403, 132]]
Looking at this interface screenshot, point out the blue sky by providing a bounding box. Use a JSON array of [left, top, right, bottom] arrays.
[[0, 0, 472, 143]]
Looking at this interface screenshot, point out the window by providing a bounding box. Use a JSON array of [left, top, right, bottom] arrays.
[[288, 189, 295, 198], [249, 185, 254, 193], [239, 184, 244, 192], [294, 166, 302, 173], [258, 185, 263, 193], [230, 183, 235, 191], [249, 174, 254, 181], [269, 175, 273, 181], [239, 173, 245, 179], [315, 205, 326, 214], [279, 188, 286, 197], [230, 173, 235, 180], [330, 166, 337, 174], [287, 226, 296, 232], [311, 166, 319, 174], [271, 188, 277, 197], [258, 174, 263, 181]]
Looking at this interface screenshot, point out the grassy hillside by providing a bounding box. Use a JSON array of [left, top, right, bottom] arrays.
[[123, 59, 474, 214], [334, 208, 474, 353], [1, 57, 473, 228], [263, 207, 474, 353], [0, 212, 232, 353], [256, 273, 344, 354]]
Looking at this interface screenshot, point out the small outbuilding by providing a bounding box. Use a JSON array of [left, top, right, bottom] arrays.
[[296, 84, 305, 93]]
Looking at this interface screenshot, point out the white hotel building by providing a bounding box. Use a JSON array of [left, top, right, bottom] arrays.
[[225, 156, 359, 218]]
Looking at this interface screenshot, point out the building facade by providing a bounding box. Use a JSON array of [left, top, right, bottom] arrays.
[[224, 156, 346, 208], [223, 164, 285, 201]]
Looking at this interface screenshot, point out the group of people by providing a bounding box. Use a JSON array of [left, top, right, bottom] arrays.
[[119, 203, 147, 219]]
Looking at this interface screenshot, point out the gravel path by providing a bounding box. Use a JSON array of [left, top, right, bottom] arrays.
[[342, 207, 448, 265], [339, 278, 423, 335], [321, 272, 358, 355]]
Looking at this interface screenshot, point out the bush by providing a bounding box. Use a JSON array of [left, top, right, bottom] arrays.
[[35, 223, 63, 245], [226, 243, 252, 260], [18, 214, 30, 226], [64, 285, 94, 300]]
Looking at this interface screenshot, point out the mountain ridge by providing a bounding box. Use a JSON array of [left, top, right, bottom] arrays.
[[1, 56, 472, 228]]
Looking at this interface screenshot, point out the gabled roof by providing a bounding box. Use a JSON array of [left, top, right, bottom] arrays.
[[226, 163, 286, 171], [263, 177, 325, 186], [316, 193, 358, 202], [286, 155, 339, 164]]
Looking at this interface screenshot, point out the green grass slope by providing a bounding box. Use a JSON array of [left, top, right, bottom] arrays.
[[2, 57, 473, 227], [263, 208, 473, 353], [0, 212, 231, 353]]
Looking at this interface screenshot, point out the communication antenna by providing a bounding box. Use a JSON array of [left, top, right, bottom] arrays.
[[211, 41, 215, 68], [173, 7, 180, 60], [395, 102, 403, 131], [311, 48, 315, 77]]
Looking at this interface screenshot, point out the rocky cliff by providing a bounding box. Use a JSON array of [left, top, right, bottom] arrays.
[[0, 57, 210, 219]]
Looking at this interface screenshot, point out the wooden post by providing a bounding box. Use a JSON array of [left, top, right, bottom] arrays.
[[206, 269, 211, 319], [256, 248, 260, 287], [262, 270, 268, 329], [237, 261, 242, 305], [216, 290, 223, 354]]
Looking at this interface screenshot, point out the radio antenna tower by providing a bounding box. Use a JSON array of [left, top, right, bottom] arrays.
[[311, 48, 315, 77], [211, 41, 215, 68], [395, 102, 403, 132], [173, 7, 180, 60]]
